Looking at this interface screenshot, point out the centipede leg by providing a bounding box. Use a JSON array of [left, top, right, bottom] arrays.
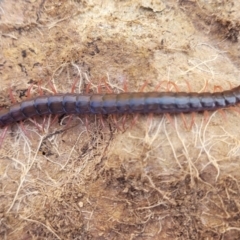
[[155, 81, 166, 91], [218, 109, 227, 121], [139, 80, 149, 92], [130, 113, 140, 129], [168, 81, 180, 92], [203, 110, 210, 125], [103, 77, 113, 93], [84, 115, 90, 135], [48, 79, 58, 94], [38, 81, 44, 96], [85, 82, 92, 93], [0, 126, 8, 148], [190, 112, 196, 129], [41, 115, 48, 132], [71, 77, 79, 93], [19, 121, 31, 139], [111, 114, 122, 131], [121, 114, 128, 131], [123, 78, 128, 92], [165, 113, 175, 129], [30, 118, 44, 132], [184, 79, 192, 92], [9, 87, 17, 103], [50, 115, 59, 126], [99, 115, 105, 128], [147, 113, 154, 128], [26, 84, 34, 99], [202, 79, 209, 92], [180, 113, 193, 131]]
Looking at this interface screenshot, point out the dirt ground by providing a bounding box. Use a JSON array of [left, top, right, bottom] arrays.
[[1, 0, 240, 239]]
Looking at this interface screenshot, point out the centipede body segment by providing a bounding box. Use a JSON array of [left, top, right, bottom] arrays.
[[0, 85, 240, 127]]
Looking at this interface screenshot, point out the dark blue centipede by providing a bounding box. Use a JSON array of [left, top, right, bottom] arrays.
[[0, 86, 239, 127]]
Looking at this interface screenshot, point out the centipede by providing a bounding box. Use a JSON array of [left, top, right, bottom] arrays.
[[0, 84, 239, 128]]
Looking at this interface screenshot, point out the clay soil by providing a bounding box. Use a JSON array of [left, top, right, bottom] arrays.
[[1, 0, 240, 239]]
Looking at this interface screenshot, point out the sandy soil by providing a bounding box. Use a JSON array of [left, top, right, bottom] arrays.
[[1, 0, 240, 239]]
